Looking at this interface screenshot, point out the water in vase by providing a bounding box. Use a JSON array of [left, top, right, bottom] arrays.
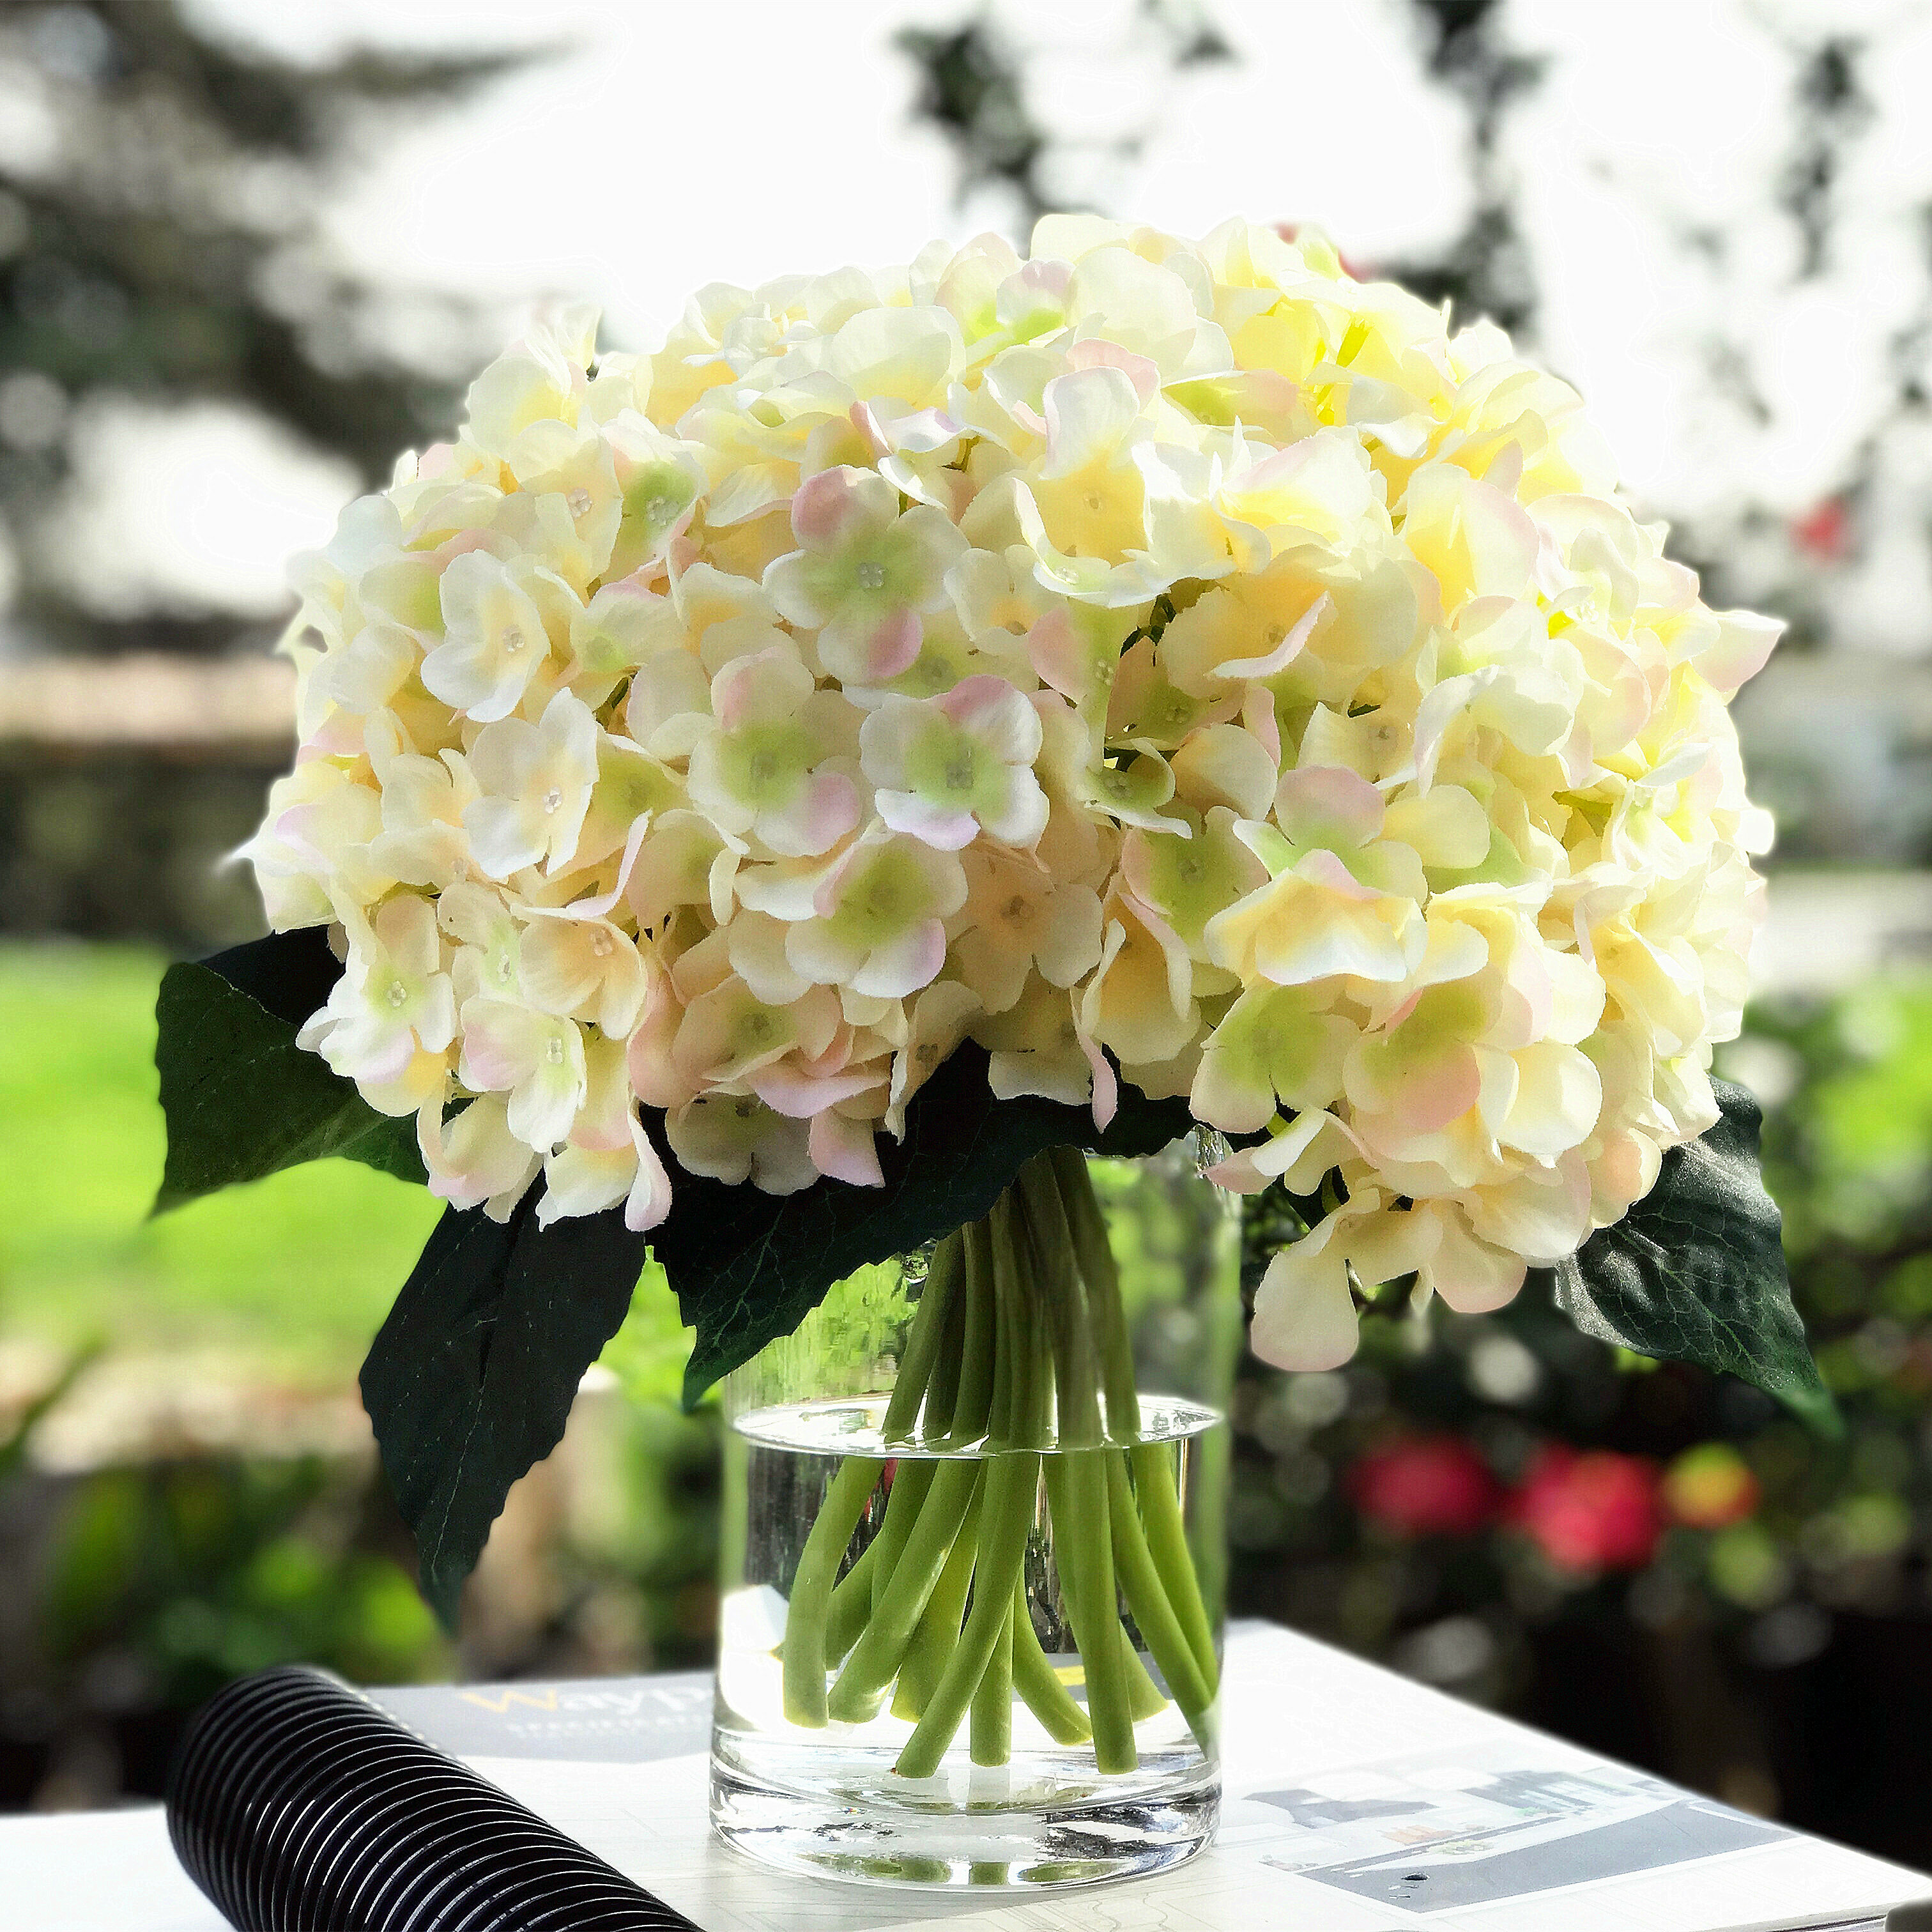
[[711, 1394, 1223, 1889]]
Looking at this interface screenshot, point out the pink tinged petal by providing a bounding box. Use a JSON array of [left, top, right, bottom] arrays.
[[624, 1123, 674, 1232], [1204, 1147, 1269, 1194], [877, 788, 981, 850], [627, 984, 691, 1112], [790, 465, 880, 548], [751, 1061, 882, 1119], [855, 918, 947, 999], [1250, 1229, 1360, 1372], [1276, 764, 1386, 849], [808, 1110, 885, 1187], [710, 654, 765, 732], [1082, 1024, 1118, 1130], [1425, 1209, 1526, 1314], [1243, 683, 1280, 763], [866, 403, 962, 456], [809, 841, 864, 922], [849, 400, 892, 459], [1291, 848, 1382, 901], [1699, 609, 1781, 693], [339, 1015, 419, 1089], [1395, 1042, 1485, 1134], [1025, 609, 1087, 703], [1040, 365, 1142, 476], [762, 769, 861, 859], [1216, 591, 1331, 681], [457, 1002, 535, 1093], [1064, 336, 1160, 402], [417, 1095, 537, 1211], [937, 674, 1043, 762], [863, 606, 923, 679]]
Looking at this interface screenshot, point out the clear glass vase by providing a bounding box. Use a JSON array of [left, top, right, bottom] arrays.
[[709, 1141, 1240, 1890]]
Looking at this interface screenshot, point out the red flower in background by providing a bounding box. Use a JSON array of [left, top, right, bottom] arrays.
[[1510, 1446, 1662, 1572], [1791, 496, 1852, 564], [1350, 1434, 1500, 1538]]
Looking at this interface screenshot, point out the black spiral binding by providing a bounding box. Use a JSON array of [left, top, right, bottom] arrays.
[[164, 1664, 698, 1931]]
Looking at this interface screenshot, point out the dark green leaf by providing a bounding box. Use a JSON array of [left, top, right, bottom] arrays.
[[1553, 1080, 1837, 1432], [153, 928, 425, 1213], [653, 1045, 1195, 1407], [359, 1194, 649, 1626]]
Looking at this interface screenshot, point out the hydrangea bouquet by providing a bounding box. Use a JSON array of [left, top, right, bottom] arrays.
[[156, 217, 1826, 1802]]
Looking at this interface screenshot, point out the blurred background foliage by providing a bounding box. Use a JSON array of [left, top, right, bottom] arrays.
[[4, 0, 1932, 1876]]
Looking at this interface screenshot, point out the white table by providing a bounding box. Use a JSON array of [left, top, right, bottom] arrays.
[[0, 1809, 226, 1932]]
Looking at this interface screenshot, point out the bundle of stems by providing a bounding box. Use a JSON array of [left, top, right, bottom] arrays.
[[779, 1148, 1220, 1779]]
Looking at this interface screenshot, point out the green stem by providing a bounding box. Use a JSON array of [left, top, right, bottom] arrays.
[[970, 1597, 1014, 1767], [882, 1232, 963, 1441], [1049, 1147, 1138, 1439], [1043, 1449, 1137, 1773], [1120, 1623, 1169, 1721], [920, 1267, 971, 1441], [892, 1468, 983, 1721], [868, 1460, 936, 1614], [894, 1450, 1040, 1778], [1130, 1439, 1219, 1697], [1107, 1450, 1214, 1748], [990, 1193, 1050, 1448], [1009, 1576, 1091, 1746], [945, 1222, 997, 1446], [1018, 1160, 1103, 1447], [781, 1455, 884, 1728], [829, 1459, 979, 1722], [824, 1533, 878, 1666]]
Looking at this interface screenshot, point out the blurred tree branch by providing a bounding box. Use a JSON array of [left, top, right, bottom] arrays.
[[0, 1, 540, 655], [898, 2, 1232, 237]]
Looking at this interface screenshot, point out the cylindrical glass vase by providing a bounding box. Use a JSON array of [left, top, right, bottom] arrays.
[[709, 1142, 1239, 1890]]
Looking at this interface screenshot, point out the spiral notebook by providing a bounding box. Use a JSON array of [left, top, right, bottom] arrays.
[[159, 1622, 1926, 1932]]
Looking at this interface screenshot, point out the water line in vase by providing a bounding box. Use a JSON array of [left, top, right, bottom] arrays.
[[776, 1149, 1221, 1777]]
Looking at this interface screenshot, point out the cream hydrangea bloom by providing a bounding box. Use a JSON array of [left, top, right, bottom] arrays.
[[251, 220, 1777, 1366]]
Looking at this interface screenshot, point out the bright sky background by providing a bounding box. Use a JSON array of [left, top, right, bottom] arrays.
[[69, 0, 1932, 627]]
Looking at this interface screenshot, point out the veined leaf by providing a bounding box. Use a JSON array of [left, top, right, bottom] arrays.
[[1553, 1080, 1836, 1432], [359, 1193, 650, 1627]]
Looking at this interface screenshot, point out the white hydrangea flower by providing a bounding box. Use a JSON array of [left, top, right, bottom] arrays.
[[250, 217, 1781, 1375]]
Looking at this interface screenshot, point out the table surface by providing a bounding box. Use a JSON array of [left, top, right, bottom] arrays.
[[0, 1802, 1903, 1932], [1, 1807, 227, 1931]]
